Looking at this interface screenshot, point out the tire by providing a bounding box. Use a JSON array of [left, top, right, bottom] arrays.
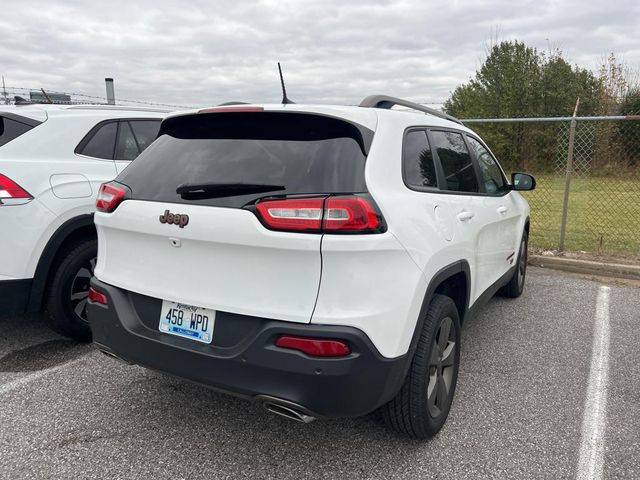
[[42, 240, 96, 341], [380, 294, 461, 439], [498, 230, 528, 298]]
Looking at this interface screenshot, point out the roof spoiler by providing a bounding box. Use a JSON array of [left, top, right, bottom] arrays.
[[359, 95, 463, 125], [217, 101, 250, 106]]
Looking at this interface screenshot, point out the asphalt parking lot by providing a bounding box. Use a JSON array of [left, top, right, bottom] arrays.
[[1, 267, 639, 480]]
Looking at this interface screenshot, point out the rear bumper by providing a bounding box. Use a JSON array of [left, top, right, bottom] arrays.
[[87, 278, 409, 418], [0, 279, 32, 315]]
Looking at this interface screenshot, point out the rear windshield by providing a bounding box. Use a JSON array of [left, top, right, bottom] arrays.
[[117, 112, 373, 208], [0, 114, 39, 147]]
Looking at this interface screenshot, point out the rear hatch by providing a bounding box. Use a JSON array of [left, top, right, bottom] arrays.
[[94, 108, 375, 323]]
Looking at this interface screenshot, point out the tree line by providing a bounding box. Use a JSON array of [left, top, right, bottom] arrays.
[[443, 41, 640, 172]]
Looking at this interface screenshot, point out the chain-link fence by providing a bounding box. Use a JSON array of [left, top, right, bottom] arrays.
[[462, 115, 640, 256]]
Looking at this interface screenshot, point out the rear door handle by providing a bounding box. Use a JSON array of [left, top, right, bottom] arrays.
[[497, 206, 509, 215], [457, 211, 475, 222]]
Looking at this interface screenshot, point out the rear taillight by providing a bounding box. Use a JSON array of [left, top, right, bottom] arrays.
[[96, 182, 127, 213], [255, 197, 324, 232], [275, 335, 351, 357], [254, 195, 384, 234], [0, 174, 32, 205], [323, 196, 382, 232], [88, 287, 108, 305]]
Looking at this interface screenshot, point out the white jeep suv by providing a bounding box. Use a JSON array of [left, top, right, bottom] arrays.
[[87, 97, 535, 438], [0, 104, 166, 339]]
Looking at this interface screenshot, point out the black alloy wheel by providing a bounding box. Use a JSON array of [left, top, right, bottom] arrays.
[[427, 316, 457, 418], [69, 256, 96, 323]]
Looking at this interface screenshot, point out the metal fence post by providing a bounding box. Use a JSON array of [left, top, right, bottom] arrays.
[[558, 98, 580, 251]]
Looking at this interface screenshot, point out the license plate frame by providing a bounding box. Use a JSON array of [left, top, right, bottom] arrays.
[[158, 300, 215, 344]]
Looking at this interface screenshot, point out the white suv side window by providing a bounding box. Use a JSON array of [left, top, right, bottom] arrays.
[[115, 120, 162, 161], [467, 136, 508, 194], [78, 121, 118, 159], [0, 115, 36, 146], [115, 122, 139, 161], [403, 129, 438, 189], [78, 119, 161, 161], [130, 120, 160, 152], [430, 130, 479, 193]]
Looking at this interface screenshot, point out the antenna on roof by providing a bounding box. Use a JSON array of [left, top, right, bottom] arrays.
[[277, 62, 295, 104]]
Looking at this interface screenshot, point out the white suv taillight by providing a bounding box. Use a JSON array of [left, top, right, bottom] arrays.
[[323, 196, 382, 232], [255, 197, 324, 232], [254, 195, 385, 234], [96, 182, 128, 213], [0, 174, 33, 205]]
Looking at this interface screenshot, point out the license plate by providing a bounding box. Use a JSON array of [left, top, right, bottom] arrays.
[[158, 300, 215, 344]]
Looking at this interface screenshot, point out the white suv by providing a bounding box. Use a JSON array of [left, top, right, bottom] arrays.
[[87, 97, 535, 438], [0, 104, 166, 339]]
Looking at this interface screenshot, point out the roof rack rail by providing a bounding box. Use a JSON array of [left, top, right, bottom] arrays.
[[66, 105, 172, 113], [359, 95, 463, 125]]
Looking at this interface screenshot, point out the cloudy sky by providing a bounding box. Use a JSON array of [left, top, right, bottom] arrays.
[[1, 0, 638, 108]]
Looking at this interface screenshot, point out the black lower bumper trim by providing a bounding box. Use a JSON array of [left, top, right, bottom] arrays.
[[88, 278, 408, 418], [0, 279, 32, 315]]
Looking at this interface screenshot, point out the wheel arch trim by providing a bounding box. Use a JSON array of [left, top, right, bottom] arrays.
[[27, 214, 96, 312], [406, 261, 470, 358], [383, 260, 470, 404]]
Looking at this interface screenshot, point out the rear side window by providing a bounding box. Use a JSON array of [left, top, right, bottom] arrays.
[[78, 119, 160, 160], [0, 115, 38, 147], [115, 120, 161, 161], [115, 122, 140, 161], [79, 121, 118, 159], [117, 112, 373, 208], [403, 129, 437, 189], [430, 131, 479, 193], [129, 120, 160, 152]]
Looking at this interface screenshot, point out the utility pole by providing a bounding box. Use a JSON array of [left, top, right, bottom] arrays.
[[105, 78, 116, 105]]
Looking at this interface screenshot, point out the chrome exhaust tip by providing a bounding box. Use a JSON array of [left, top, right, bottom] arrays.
[[256, 395, 317, 423], [263, 402, 316, 423]]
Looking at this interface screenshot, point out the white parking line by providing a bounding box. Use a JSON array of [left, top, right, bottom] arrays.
[[577, 285, 611, 480], [0, 355, 88, 396]]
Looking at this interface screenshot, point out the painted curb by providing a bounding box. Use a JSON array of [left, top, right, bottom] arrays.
[[529, 255, 640, 280]]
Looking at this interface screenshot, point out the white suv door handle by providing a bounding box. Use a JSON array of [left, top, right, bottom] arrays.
[[497, 206, 509, 215], [457, 211, 475, 222]]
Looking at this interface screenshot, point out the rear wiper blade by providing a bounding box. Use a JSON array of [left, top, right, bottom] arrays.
[[176, 182, 285, 199]]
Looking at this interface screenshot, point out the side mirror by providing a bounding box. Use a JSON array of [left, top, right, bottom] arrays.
[[511, 172, 536, 191]]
